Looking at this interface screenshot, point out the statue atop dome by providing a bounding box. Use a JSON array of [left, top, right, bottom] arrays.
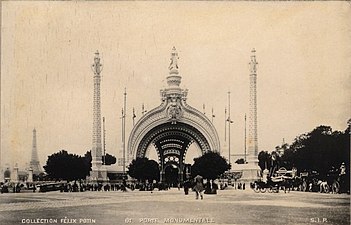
[[168, 46, 179, 72]]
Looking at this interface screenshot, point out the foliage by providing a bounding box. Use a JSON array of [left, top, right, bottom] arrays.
[[259, 125, 350, 180], [235, 158, 246, 164], [191, 152, 231, 180], [127, 157, 160, 183], [285, 125, 350, 178], [84, 150, 116, 166], [258, 151, 271, 171], [44, 150, 90, 181], [103, 153, 117, 165]]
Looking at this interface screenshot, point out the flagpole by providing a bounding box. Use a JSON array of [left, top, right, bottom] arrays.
[[121, 108, 125, 175], [132, 107, 135, 126], [244, 114, 247, 163], [123, 88, 127, 174], [224, 107, 227, 142], [228, 91, 231, 165], [211, 107, 214, 123], [142, 103, 146, 115]]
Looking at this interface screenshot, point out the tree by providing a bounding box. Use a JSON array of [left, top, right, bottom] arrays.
[[191, 152, 231, 180], [285, 125, 350, 179], [258, 151, 271, 171], [84, 150, 116, 167], [44, 150, 90, 181], [102, 153, 117, 165], [127, 157, 160, 183], [235, 158, 246, 164]]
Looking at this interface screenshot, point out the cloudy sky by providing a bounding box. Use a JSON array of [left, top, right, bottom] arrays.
[[1, 1, 350, 169]]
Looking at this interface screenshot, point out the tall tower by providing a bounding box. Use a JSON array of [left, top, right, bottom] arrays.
[[30, 128, 43, 175], [90, 51, 107, 181], [240, 49, 261, 182], [248, 48, 259, 164]]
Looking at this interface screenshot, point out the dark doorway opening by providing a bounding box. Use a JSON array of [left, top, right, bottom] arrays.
[[165, 165, 179, 187]]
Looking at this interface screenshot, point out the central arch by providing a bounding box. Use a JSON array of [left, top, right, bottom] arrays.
[[127, 47, 220, 184], [134, 122, 212, 183]]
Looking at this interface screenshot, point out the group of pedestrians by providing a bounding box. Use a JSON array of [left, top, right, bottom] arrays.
[[0, 182, 23, 193], [60, 181, 131, 192]]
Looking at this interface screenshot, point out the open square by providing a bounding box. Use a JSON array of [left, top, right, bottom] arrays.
[[0, 189, 349, 225]]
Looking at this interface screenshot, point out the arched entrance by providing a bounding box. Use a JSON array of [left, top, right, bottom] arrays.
[[133, 121, 213, 183], [164, 164, 179, 187], [127, 47, 220, 184]]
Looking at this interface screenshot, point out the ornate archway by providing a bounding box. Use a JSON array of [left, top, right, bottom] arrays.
[[127, 47, 220, 183]]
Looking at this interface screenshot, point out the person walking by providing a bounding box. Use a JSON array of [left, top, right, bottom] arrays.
[[194, 175, 204, 200]]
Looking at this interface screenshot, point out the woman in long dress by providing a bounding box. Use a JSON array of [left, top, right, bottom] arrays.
[[194, 175, 204, 200]]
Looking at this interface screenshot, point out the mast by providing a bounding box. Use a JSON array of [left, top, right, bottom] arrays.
[[123, 88, 127, 173], [244, 114, 247, 163], [224, 107, 227, 142], [121, 108, 125, 174]]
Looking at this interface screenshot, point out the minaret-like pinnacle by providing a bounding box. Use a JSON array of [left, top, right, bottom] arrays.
[[92, 50, 102, 75], [249, 48, 258, 74]]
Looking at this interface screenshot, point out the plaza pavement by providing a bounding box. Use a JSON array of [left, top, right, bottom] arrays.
[[0, 188, 349, 225]]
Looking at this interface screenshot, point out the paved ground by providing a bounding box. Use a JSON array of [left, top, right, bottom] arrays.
[[0, 188, 349, 225]]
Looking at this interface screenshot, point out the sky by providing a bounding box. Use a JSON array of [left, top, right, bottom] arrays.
[[1, 1, 350, 169]]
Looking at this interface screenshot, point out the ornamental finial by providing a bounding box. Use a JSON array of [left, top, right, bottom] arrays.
[[169, 46, 179, 72], [249, 48, 258, 74], [92, 50, 102, 75]]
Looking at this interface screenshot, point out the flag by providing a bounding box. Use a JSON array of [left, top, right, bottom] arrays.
[[133, 108, 136, 119]]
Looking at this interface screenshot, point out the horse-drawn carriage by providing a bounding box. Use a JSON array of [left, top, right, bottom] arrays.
[[251, 167, 295, 193], [299, 169, 342, 193], [252, 162, 349, 194]]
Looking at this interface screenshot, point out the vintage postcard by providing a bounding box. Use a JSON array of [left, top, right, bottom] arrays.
[[1, 1, 350, 225]]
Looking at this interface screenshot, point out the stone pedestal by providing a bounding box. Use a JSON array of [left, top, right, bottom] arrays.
[[27, 168, 33, 183], [90, 165, 107, 182], [12, 166, 19, 183], [238, 163, 261, 183]]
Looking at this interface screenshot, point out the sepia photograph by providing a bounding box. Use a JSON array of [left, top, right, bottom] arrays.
[[1, 1, 350, 225]]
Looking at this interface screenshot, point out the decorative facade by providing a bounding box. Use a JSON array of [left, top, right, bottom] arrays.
[[128, 47, 220, 183]]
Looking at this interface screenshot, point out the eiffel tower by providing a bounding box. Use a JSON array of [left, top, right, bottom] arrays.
[[30, 128, 43, 175]]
